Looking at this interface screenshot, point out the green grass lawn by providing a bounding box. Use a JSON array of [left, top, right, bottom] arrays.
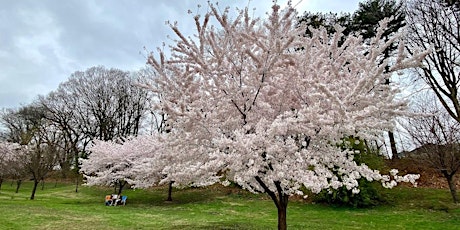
[[0, 180, 458, 230]]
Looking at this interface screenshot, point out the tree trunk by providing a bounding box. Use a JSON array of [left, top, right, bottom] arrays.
[[75, 174, 79, 193], [276, 196, 288, 230], [388, 131, 398, 160], [30, 180, 39, 200], [255, 176, 289, 230], [74, 148, 80, 193], [117, 181, 127, 196], [0, 177, 3, 190], [41, 179, 45, 190], [167, 181, 174, 201], [445, 173, 459, 203], [15, 179, 22, 193]]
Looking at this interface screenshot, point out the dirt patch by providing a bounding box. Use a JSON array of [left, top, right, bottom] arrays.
[[385, 158, 460, 189]]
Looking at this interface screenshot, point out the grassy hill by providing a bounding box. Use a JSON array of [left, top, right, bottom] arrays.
[[0, 180, 459, 229]]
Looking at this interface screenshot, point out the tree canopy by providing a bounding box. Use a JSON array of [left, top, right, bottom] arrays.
[[143, 3, 426, 229]]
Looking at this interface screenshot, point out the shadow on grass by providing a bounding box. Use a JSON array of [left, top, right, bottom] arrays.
[[170, 221, 261, 230], [127, 188, 211, 207], [122, 184, 267, 207]]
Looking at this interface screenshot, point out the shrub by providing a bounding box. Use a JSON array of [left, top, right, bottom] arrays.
[[314, 137, 387, 207]]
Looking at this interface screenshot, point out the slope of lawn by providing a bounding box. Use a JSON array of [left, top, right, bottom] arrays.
[[0, 180, 458, 230]]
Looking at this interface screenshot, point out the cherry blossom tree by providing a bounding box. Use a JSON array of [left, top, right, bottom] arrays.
[[0, 142, 11, 189], [0, 141, 21, 190], [81, 131, 218, 200], [1, 105, 60, 199], [80, 135, 161, 195], [146, 2, 427, 229]]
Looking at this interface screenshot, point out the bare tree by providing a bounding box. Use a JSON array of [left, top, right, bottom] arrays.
[[36, 66, 151, 192], [37, 93, 81, 179], [403, 94, 460, 203], [39, 66, 151, 166], [51, 66, 150, 142], [404, 1, 460, 203], [406, 0, 460, 123]]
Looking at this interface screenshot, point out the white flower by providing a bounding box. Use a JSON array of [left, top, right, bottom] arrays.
[[390, 169, 399, 176]]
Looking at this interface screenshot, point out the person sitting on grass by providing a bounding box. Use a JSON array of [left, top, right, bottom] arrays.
[[111, 194, 118, 205], [112, 194, 125, 206], [105, 195, 112, 206]]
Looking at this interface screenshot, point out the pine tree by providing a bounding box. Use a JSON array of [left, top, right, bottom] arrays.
[[353, 0, 406, 159]]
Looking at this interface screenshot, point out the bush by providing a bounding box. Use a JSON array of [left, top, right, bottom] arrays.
[[313, 137, 387, 208], [314, 178, 386, 208]]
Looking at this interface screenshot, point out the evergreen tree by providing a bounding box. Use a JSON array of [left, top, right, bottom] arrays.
[[353, 0, 406, 160], [298, 0, 408, 206], [299, 12, 352, 38]]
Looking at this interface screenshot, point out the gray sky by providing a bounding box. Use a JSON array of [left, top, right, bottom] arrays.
[[0, 0, 361, 109]]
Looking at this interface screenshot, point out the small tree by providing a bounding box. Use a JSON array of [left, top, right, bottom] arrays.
[[0, 142, 11, 190], [81, 132, 214, 201], [80, 135, 163, 196], [81, 139, 133, 195], [0, 141, 29, 193], [147, 3, 426, 229], [0, 141, 19, 190], [25, 143, 59, 200], [1, 105, 59, 199], [403, 94, 460, 203]]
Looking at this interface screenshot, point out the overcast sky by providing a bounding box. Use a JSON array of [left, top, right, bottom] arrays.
[[0, 0, 361, 109]]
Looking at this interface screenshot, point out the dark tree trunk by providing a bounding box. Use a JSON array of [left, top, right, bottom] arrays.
[[388, 131, 398, 160], [443, 172, 459, 203], [60, 166, 68, 179], [30, 180, 39, 200], [75, 174, 79, 193], [117, 181, 127, 196], [167, 181, 174, 201], [255, 176, 289, 230], [15, 179, 22, 193], [0, 177, 3, 190], [276, 195, 288, 230], [41, 179, 45, 190], [74, 148, 81, 193]]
